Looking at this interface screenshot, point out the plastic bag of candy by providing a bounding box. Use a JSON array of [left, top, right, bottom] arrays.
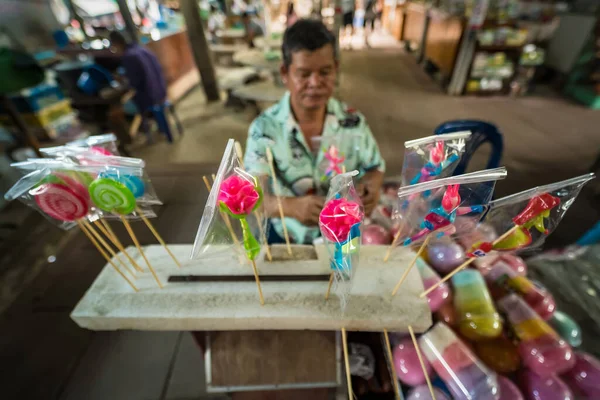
[[319, 170, 364, 309], [66, 133, 119, 155], [192, 139, 267, 263], [390, 168, 507, 252], [401, 132, 471, 187]]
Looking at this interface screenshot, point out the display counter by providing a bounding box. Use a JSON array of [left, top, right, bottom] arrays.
[[403, 2, 427, 50]]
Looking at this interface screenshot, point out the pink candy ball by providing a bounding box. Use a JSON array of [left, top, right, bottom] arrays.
[[518, 368, 573, 400], [498, 376, 524, 400], [362, 224, 392, 245], [393, 337, 433, 386]]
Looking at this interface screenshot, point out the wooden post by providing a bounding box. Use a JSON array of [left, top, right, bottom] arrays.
[[115, 0, 139, 44], [180, 0, 220, 102]]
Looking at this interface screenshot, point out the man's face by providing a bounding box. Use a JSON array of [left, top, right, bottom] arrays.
[[281, 44, 337, 111]]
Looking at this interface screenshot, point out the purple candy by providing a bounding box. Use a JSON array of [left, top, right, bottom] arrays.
[[407, 385, 451, 400], [427, 240, 466, 274], [561, 352, 600, 398], [498, 376, 524, 400], [518, 369, 573, 400], [446, 363, 499, 400]]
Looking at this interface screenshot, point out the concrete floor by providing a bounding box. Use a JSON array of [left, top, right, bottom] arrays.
[[1, 37, 600, 400]]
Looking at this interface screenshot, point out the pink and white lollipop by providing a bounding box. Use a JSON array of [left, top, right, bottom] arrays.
[[33, 183, 90, 222]]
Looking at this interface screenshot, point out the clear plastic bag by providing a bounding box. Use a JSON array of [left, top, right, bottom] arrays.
[[192, 139, 267, 262], [391, 168, 507, 250], [464, 173, 595, 257], [401, 132, 471, 187], [12, 156, 160, 208], [65, 133, 119, 155], [319, 170, 364, 309], [4, 168, 89, 230]]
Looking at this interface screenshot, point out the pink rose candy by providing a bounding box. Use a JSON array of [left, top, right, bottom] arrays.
[[319, 198, 363, 242], [218, 175, 260, 215]]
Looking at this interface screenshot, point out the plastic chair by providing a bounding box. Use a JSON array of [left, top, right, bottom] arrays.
[[148, 101, 184, 143], [434, 120, 504, 176]]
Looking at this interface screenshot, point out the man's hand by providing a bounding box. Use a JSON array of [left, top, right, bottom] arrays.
[[357, 170, 384, 217], [283, 195, 325, 226]]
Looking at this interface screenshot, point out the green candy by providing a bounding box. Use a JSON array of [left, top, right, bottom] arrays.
[[548, 310, 582, 347], [89, 178, 136, 215]]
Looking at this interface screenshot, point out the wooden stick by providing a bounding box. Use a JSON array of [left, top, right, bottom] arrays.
[[383, 329, 402, 400], [265, 147, 292, 255], [250, 258, 265, 305], [409, 326, 436, 400], [391, 233, 432, 296], [135, 207, 181, 268], [325, 272, 334, 300], [95, 220, 144, 272], [341, 327, 354, 400], [84, 221, 135, 278], [384, 227, 403, 262], [235, 141, 272, 262], [419, 224, 520, 298], [120, 215, 163, 289], [77, 220, 138, 292], [203, 175, 245, 263]]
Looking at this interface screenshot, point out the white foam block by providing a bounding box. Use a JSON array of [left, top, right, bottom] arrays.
[[71, 244, 432, 333]]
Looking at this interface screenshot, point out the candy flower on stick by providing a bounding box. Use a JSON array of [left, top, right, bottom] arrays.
[[420, 173, 595, 299], [389, 168, 507, 296], [321, 145, 345, 181], [319, 171, 364, 306], [218, 174, 263, 260]]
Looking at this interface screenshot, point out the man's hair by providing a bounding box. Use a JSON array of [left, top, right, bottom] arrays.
[[282, 19, 337, 68], [109, 31, 129, 47]]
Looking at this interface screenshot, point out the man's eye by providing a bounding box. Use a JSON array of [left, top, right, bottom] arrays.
[[320, 70, 332, 76]]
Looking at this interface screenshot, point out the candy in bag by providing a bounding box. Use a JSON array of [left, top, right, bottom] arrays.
[[401, 132, 471, 187], [66, 133, 119, 155], [192, 139, 266, 262], [4, 168, 91, 230], [319, 170, 364, 308], [391, 168, 507, 250], [464, 173, 595, 257]]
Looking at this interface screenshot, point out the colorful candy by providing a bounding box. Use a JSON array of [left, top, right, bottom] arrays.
[[419, 322, 499, 400], [560, 352, 600, 398], [100, 172, 145, 198], [33, 183, 90, 221], [497, 376, 524, 400], [416, 257, 451, 312], [392, 337, 433, 386], [427, 239, 466, 274], [434, 297, 457, 327], [498, 294, 575, 376], [89, 178, 137, 215], [361, 224, 391, 245], [518, 368, 573, 400], [485, 262, 555, 320], [453, 269, 503, 341], [548, 311, 582, 348], [473, 335, 521, 374], [406, 385, 451, 400], [477, 254, 527, 276]]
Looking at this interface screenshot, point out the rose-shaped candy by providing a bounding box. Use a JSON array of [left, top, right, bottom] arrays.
[[319, 198, 364, 242], [218, 175, 261, 216]]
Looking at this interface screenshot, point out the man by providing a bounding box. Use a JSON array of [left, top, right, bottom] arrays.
[[108, 31, 167, 118], [244, 19, 385, 245], [241, 11, 264, 48], [341, 0, 356, 49]]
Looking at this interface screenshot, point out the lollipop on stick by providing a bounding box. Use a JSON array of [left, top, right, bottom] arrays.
[[217, 173, 265, 305], [235, 141, 272, 262], [265, 147, 293, 255], [28, 176, 138, 291], [420, 173, 595, 298], [389, 168, 506, 296], [94, 219, 144, 272], [384, 132, 471, 262], [319, 171, 364, 305], [82, 220, 136, 277], [88, 177, 163, 289], [409, 326, 437, 400]]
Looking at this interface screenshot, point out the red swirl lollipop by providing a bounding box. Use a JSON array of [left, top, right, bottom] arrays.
[[34, 183, 90, 222]]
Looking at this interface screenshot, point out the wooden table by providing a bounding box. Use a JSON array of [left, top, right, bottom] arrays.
[[233, 49, 283, 72], [232, 81, 286, 103]]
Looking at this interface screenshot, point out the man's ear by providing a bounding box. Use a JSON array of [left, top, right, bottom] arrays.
[[280, 64, 289, 83]]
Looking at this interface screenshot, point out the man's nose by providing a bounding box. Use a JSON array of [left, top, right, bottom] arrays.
[[308, 72, 322, 87]]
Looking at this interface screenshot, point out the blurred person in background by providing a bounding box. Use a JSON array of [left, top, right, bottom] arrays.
[[243, 19, 384, 244], [341, 0, 356, 49], [208, 4, 226, 43], [241, 11, 265, 48]]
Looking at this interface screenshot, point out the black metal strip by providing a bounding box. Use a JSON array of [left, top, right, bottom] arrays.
[[168, 274, 331, 283]]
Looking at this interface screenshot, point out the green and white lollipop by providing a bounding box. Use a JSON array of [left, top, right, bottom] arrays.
[[89, 178, 136, 215]]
